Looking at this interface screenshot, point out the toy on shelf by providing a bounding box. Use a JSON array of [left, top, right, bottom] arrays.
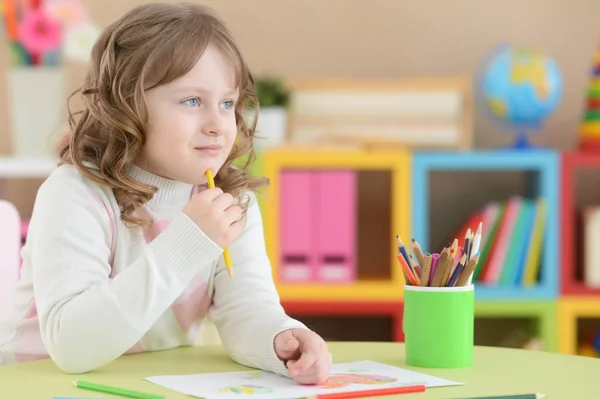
[[578, 44, 600, 151], [478, 43, 563, 149]]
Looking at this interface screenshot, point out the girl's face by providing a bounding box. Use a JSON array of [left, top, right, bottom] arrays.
[[138, 42, 239, 185]]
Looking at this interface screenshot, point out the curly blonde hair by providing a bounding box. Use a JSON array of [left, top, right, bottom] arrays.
[[59, 2, 267, 228]]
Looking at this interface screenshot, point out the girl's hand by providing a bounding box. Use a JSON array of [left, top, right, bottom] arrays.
[[183, 187, 244, 248], [274, 328, 331, 384]]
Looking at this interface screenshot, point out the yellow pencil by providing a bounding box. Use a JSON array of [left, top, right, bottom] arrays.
[[205, 169, 233, 278]]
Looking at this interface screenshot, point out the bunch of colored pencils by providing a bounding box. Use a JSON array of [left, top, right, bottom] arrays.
[[396, 222, 483, 287]]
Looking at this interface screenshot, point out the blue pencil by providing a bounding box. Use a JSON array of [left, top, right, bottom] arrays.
[[396, 235, 412, 272], [447, 254, 467, 287]]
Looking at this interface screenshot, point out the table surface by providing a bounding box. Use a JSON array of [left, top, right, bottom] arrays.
[[1, 342, 599, 398]]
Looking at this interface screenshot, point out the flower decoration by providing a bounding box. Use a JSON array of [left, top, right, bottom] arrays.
[[18, 9, 62, 54]]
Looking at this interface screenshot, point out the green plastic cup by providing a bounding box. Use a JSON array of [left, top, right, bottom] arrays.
[[403, 284, 474, 368]]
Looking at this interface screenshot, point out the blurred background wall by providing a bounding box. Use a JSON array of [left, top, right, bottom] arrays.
[[1, 0, 599, 218]]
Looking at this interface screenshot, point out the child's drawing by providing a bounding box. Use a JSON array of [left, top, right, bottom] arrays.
[[318, 373, 398, 389], [218, 384, 273, 394]]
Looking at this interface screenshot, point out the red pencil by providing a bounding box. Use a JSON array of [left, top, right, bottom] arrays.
[[306, 384, 426, 399]]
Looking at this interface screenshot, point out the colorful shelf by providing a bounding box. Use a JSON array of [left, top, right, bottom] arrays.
[[560, 151, 600, 296], [475, 301, 557, 352], [558, 298, 600, 354], [282, 300, 405, 343], [262, 147, 411, 301], [411, 150, 560, 300], [256, 146, 600, 353]]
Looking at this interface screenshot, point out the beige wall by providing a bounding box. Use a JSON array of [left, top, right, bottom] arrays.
[[1, 0, 599, 220]]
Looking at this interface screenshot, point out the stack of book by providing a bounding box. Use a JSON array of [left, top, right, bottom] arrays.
[[450, 196, 547, 287]]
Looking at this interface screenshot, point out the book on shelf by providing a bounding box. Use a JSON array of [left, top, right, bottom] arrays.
[[583, 206, 600, 287], [448, 196, 546, 287]]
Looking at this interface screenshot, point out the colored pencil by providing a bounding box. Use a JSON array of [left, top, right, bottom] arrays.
[[411, 237, 426, 267], [205, 169, 233, 278], [450, 238, 458, 255], [306, 384, 427, 399], [429, 253, 440, 286], [448, 394, 546, 399], [443, 252, 456, 286], [397, 254, 419, 285], [464, 228, 472, 262], [409, 255, 422, 278], [420, 253, 433, 286], [468, 223, 483, 284], [456, 254, 480, 286], [396, 235, 412, 272], [431, 250, 450, 287], [73, 380, 164, 399], [447, 254, 466, 287]]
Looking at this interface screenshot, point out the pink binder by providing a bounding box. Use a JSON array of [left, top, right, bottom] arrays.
[[279, 170, 316, 282], [315, 170, 357, 282]]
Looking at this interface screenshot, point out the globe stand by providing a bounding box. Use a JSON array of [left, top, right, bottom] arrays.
[[511, 131, 532, 149], [505, 130, 544, 150]]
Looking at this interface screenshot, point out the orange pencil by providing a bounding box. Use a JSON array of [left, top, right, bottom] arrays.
[[397, 254, 419, 285]]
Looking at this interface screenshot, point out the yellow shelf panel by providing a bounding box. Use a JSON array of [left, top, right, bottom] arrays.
[[558, 298, 600, 355], [276, 280, 405, 302], [262, 147, 411, 300]]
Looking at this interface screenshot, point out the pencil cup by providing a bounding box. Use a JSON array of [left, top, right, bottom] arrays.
[[403, 284, 474, 368]]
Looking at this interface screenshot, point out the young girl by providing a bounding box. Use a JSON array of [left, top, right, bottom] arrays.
[[0, 2, 330, 384]]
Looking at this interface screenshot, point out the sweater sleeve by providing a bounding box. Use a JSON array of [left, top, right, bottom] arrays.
[[209, 193, 308, 376], [28, 175, 223, 374]]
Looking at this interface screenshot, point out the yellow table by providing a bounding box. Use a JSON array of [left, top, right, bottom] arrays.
[[1, 342, 599, 398]]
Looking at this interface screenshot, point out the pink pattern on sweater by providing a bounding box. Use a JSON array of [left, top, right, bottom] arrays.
[[139, 189, 212, 334], [171, 282, 211, 332]]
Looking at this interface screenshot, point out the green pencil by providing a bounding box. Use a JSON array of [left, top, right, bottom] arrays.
[[450, 394, 546, 399], [73, 380, 164, 399]]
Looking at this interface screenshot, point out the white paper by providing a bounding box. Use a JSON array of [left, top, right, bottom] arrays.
[[145, 360, 462, 399]]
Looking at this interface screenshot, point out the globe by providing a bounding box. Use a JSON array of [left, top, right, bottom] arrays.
[[478, 44, 563, 149]]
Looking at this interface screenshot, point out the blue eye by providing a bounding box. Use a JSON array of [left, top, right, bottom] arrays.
[[220, 100, 235, 110], [183, 97, 200, 107]]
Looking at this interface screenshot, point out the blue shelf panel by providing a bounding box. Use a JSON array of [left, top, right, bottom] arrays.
[[411, 149, 560, 300], [474, 284, 555, 300], [411, 149, 559, 170]]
